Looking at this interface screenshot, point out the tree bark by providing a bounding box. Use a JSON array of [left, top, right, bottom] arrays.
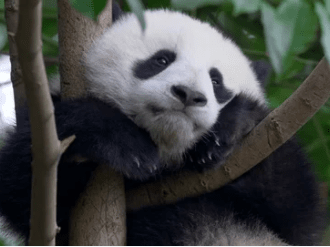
[[15, 0, 76, 245], [4, 0, 26, 128], [57, 0, 126, 245], [69, 165, 126, 245]]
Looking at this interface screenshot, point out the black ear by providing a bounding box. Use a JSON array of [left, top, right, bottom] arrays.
[[251, 60, 272, 87], [112, 1, 124, 23]]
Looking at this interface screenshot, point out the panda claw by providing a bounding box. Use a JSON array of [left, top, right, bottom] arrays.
[[134, 157, 140, 168], [208, 152, 213, 160]]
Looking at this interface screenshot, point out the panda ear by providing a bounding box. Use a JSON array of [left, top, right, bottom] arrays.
[[251, 60, 272, 88], [112, 1, 123, 23]]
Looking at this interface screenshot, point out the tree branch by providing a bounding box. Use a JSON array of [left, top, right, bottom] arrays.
[[126, 58, 330, 211], [57, 0, 126, 245], [15, 0, 75, 245], [4, 0, 26, 128]]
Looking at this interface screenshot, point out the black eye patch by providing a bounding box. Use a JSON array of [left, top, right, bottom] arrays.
[[133, 49, 176, 80], [209, 67, 233, 103]]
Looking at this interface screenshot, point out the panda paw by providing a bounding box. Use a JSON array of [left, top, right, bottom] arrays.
[[186, 133, 235, 172], [112, 146, 162, 181]]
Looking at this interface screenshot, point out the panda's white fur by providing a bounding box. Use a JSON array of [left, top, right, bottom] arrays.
[[179, 213, 287, 245], [84, 10, 265, 163]]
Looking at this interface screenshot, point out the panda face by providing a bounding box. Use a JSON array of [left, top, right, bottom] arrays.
[[84, 10, 266, 164]]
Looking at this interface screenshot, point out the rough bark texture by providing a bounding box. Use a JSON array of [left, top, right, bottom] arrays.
[[4, 0, 26, 128], [57, 0, 126, 245], [126, 58, 330, 211], [69, 165, 126, 245], [58, 0, 113, 99]]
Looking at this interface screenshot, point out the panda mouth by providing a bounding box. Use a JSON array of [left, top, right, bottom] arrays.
[[147, 104, 165, 115], [146, 104, 202, 132], [147, 104, 188, 117], [147, 104, 189, 119]]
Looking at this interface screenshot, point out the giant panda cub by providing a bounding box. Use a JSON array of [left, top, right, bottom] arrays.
[[0, 8, 325, 246]]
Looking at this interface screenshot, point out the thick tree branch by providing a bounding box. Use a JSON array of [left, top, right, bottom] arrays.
[[57, 0, 126, 245], [58, 0, 113, 99], [69, 165, 126, 245], [126, 58, 330, 211]]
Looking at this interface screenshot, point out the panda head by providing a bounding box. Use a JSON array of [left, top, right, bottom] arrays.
[[84, 10, 266, 164]]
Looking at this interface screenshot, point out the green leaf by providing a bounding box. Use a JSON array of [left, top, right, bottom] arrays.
[[126, 0, 146, 30], [261, 3, 282, 73], [315, 2, 330, 64], [92, 0, 107, 20], [279, 59, 305, 80], [43, 0, 57, 9], [261, 0, 317, 76], [70, 0, 95, 19], [42, 9, 58, 19], [231, 0, 261, 15], [326, 0, 330, 15], [143, 0, 171, 8], [0, 0, 4, 22], [210, 11, 266, 58], [42, 35, 58, 57], [0, 11, 4, 24], [171, 0, 224, 10], [69, 0, 107, 20], [266, 82, 297, 108], [289, 4, 318, 54], [42, 19, 58, 37], [0, 23, 7, 51], [298, 113, 330, 182], [42, 0, 58, 19]]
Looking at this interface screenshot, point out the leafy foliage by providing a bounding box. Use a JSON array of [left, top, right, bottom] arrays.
[[69, 0, 107, 20], [0, 237, 4, 246], [126, 0, 145, 30], [171, 0, 224, 10], [315, 2, 330, 63], [261, 0, 318, 77]]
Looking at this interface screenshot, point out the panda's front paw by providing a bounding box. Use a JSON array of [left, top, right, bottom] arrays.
[[119, 152, 162, 180], [186, 133, 235, 172]]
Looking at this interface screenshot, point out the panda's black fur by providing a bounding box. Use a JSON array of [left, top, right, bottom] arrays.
[[0, 4, 325, 246]]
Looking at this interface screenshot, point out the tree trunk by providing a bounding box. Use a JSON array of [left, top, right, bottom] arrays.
[[57, 0, 126, 245]]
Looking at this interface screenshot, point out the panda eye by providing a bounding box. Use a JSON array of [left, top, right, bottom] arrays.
[[209, 67, 233, 104], [211, 79, 219, 85], [209, 67, 223, 87], [156, 56, 168, 66], [134, 49, 177, 80]]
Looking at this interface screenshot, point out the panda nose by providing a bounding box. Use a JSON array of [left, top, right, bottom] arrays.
[[171, 85, 207, 107]]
